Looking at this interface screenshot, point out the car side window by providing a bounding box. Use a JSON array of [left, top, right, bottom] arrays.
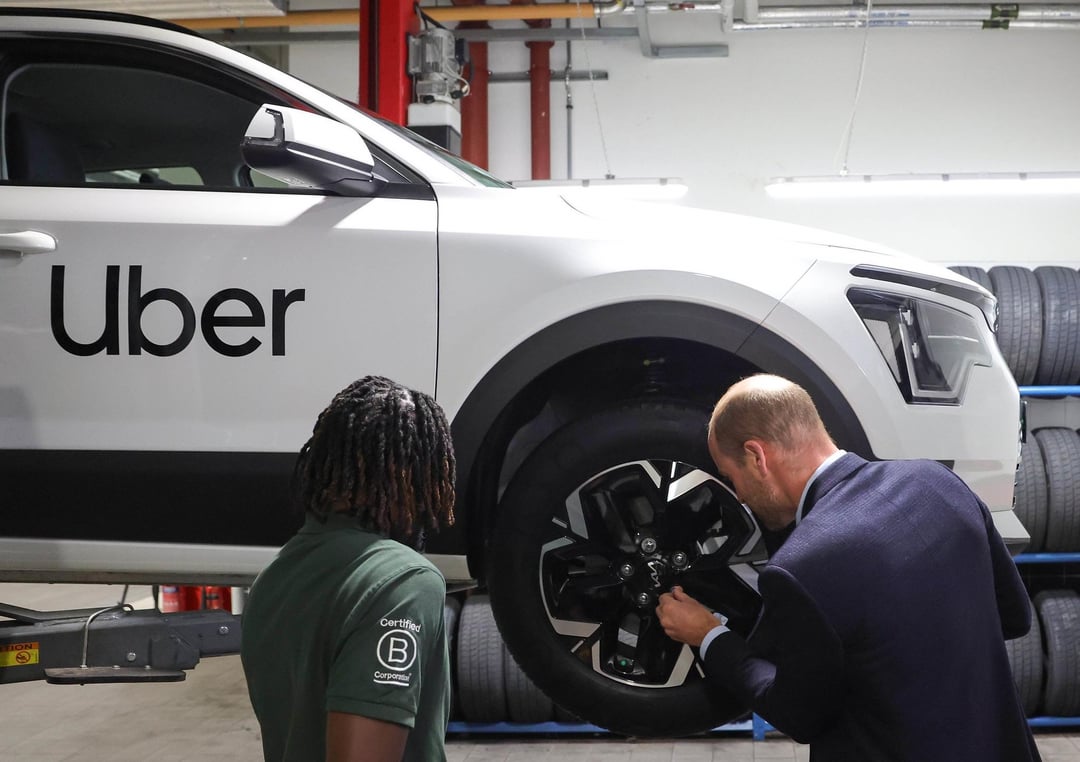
[[2, 60, 266, 189], [0, 40, 415, 192]]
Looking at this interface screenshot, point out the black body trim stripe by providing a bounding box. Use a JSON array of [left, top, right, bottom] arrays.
[[850, 264, 995, 318], [1, 450, 300, 546]]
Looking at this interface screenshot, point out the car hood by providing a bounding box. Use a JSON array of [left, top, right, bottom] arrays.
[[555, 193, 972, 287]]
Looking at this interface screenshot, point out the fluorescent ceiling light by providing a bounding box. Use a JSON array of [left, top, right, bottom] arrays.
[[12, 0, 285, 19], [765, 172, 1080, 199], [511, 177, 688, 202]]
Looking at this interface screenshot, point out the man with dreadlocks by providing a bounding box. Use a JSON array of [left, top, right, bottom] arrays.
[[241, 375, 456, 762]]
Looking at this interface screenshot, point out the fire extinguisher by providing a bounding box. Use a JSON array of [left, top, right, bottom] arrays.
[[203, 586, 231, 611], [160, 585, 182, 613], [159, 585, 232, 612]]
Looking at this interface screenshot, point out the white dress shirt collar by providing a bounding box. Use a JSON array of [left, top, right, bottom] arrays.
[[795, 450, 846, 526]]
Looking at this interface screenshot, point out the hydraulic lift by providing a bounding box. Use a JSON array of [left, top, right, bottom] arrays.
[[0, 597, 241, 685]]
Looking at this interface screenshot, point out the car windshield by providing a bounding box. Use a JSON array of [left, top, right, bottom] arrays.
[[379, 118, 512, 188], [333, 97, 512, 189]]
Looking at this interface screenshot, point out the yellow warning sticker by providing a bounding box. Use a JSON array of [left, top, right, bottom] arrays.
[[0, 642, 39, 667]]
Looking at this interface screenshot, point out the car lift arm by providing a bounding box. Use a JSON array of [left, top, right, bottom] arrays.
[[0, 602, 241, 684]]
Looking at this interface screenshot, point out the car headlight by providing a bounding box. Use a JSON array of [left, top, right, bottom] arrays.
[[848, 288, 992, 404]]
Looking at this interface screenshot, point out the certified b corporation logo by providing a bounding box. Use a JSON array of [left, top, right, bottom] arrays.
[[377, 629, 418, 672]]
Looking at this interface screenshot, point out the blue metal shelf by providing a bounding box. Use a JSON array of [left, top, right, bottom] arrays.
[[446, 717, 763, 737], [1018, 386, 1080, 398], [448, 715, 1080, 738], [1029, 717, 1080, 728], [1015, 553, 1080, 564]]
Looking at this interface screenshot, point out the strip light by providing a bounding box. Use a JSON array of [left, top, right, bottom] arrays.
[[13, 0, 285, 19], [511, 177, 689, 201], [765, 172, 1080, 199]]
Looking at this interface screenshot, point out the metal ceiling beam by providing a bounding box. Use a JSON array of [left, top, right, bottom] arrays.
[[455, 26, 639, 41]]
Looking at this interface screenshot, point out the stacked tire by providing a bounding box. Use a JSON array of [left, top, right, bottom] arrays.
[[950, 264, 1080, 386], [451, 593, 569, 725], [1012, 428, 1080, 553], [1007, 590, 1080, 718], [1005, 598, 1044, 717], [1032, 590, 1080, 718]]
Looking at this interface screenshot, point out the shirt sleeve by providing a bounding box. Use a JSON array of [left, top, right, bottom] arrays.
[[699, 613, 730, 658], [326, 565, 447, 728]]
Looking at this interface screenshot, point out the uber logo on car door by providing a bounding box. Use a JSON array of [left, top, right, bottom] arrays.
[[50, 265, 305, 357]]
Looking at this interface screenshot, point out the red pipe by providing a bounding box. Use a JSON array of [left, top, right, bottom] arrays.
[[454, 1, 490, 168], [358, 0, 415, 124], [460, 32, 490, 168], [527, 38, 554, 180], [358, 0, 374, 109]]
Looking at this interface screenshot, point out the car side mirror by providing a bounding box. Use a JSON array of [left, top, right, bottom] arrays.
[[241, 104, 383, 196]]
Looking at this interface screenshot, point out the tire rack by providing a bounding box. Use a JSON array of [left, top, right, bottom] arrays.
[[444, 591, 765, 738], [950, 264, 1080, 726], [1016, 385, 1080, 730]]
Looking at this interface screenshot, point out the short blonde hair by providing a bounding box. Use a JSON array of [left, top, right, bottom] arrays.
[[708, 374, 831, 460]]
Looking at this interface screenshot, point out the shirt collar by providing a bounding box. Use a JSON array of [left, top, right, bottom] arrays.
[[300, 512, 370, 534], [795, 450, 846, 526]]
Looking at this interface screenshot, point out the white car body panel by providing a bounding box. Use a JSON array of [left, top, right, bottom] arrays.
[[0, 186, 438, 451], [769, 257, 1020, 512], [0, 10, 1025, 588]]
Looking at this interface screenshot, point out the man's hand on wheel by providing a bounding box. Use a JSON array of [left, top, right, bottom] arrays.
[[655, 585, 723, 647]]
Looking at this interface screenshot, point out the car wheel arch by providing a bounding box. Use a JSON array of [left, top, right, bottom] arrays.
[[438, 299, 873, 581]]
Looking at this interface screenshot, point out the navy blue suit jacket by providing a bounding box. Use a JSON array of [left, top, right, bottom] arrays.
[[704, 453, 1039, 761]]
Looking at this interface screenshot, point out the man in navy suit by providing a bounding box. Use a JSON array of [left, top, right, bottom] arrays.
[[656, 374, 1039, 761]]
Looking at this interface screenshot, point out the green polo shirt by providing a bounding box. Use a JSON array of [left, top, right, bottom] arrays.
[[241, 514, 450, 762]]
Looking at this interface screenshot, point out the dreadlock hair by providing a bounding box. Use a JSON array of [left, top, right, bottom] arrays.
[[293, 375, 456, 539]]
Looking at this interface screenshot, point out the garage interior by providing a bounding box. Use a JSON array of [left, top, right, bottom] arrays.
[[3, 0, 1080, 758]]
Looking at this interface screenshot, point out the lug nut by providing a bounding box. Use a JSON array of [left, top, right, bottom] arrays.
[[671, 552, 688, 569], [636, 592, 651, 607], [640, 537, 657, 554], [618, 563, 635, 579]]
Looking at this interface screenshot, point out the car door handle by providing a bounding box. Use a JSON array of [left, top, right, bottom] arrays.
[[0, 230, 57, 256]]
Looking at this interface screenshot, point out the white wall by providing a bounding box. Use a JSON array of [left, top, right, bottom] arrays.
[[285, 15, 1080, 268]]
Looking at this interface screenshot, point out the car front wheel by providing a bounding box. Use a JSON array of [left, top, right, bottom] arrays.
[[488, 400, 763, 737]]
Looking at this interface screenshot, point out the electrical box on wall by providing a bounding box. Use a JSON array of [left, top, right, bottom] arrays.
[[407, 27, 467, 104], [406, 26, 467, 154], [407, 101, 462, 155]]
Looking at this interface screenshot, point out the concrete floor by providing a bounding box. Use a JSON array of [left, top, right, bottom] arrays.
[[1, 583, 1079, 761]]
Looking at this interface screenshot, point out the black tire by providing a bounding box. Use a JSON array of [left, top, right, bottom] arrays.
[[1015, 435, 1048, 553], [455, 594, 508, 723], [553, 703, 583, 724], [1034, 267, 1080, 386], [948, 265, 993, 292], [1035, 589, 1080, 717], [503, 643, 555, 723], [444, 596, 463, 720], [1004, 598, 1043, 717], [1034, 428, 1080, 553], [488, 401, 763, 737], [988, 266, 1042, 385]]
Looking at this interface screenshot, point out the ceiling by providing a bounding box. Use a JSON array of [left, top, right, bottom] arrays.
[[0, 0, 284, 19], [3, 0, 1077, 39]]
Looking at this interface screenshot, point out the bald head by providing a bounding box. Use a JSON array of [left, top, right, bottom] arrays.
[[709, 375, 835, 461]]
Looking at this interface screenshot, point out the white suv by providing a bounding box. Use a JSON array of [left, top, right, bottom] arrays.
[[0, 8, 1022, 736]]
